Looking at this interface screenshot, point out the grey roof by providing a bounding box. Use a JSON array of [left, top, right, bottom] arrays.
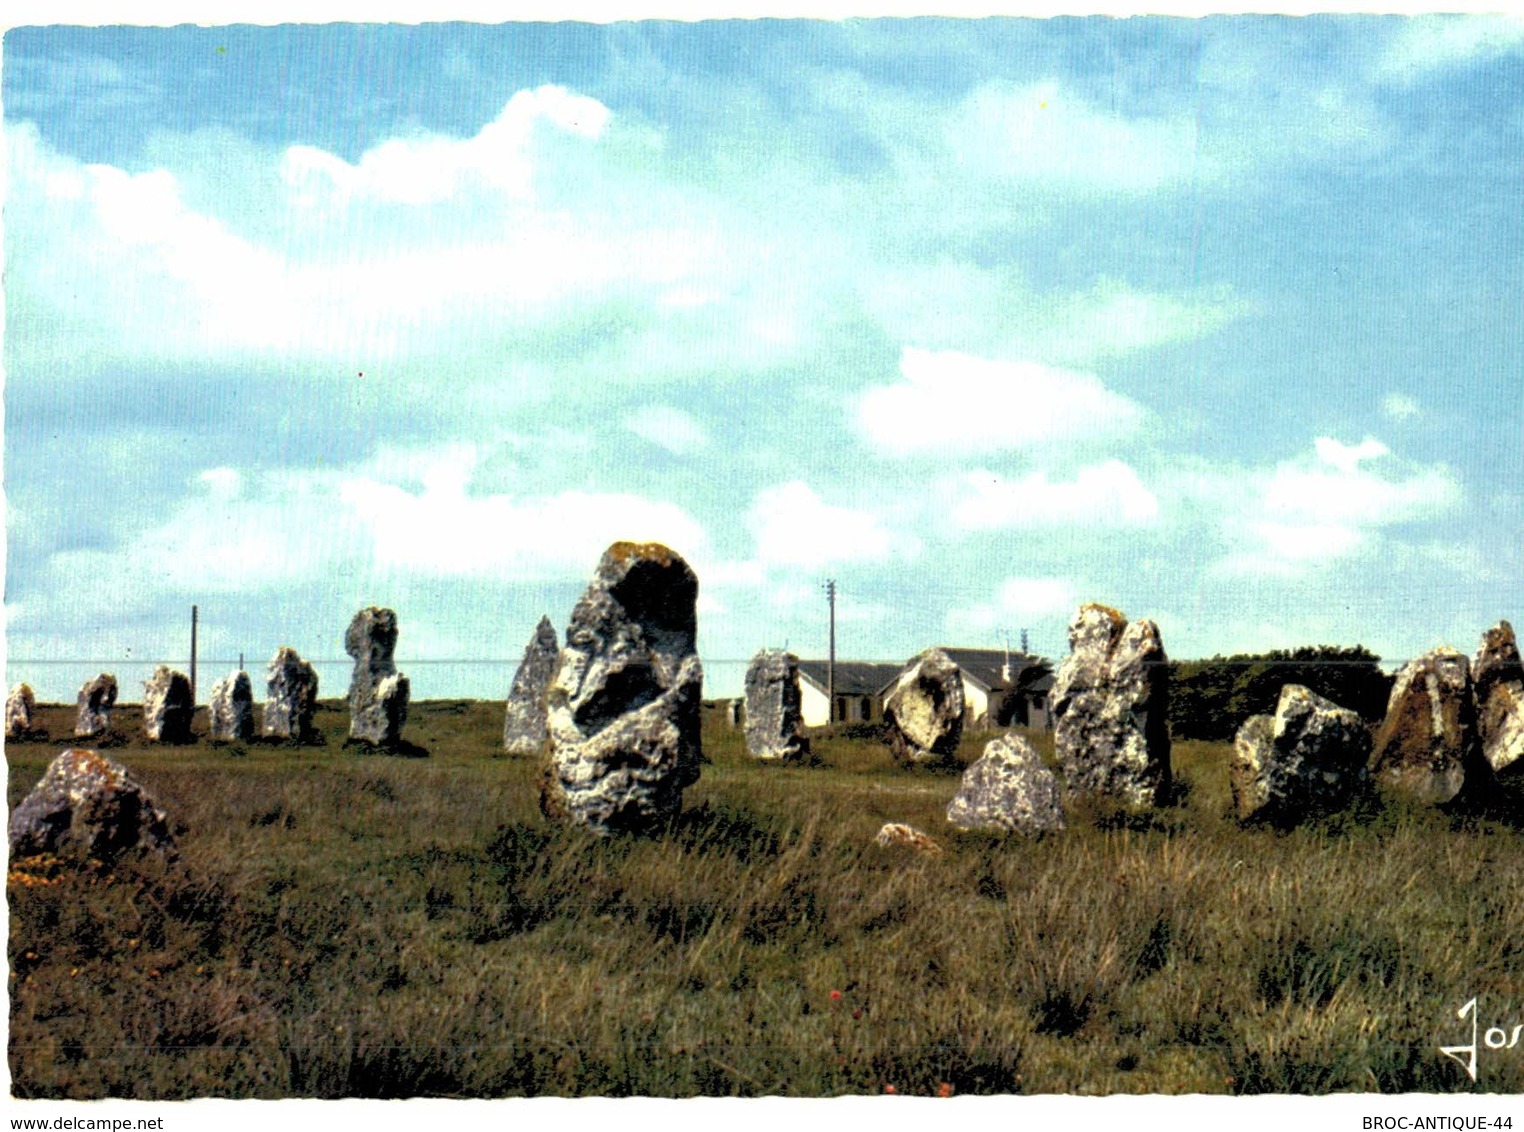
[[796, 660, 905, 698], [913, 647, 1051, 693]]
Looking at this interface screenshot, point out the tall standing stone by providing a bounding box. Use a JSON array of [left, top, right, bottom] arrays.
[[208, 671, 255, 742], [503, 615, 559, 756], [346, 607, 411, 747], [75, 673, 118, 738], [743, 648, 810, 762], [142, 666, 195, 743], [9, 748, 176, 862], [1369, 646, 1487, 805], [947, 732, 1065, 834], [883, 648, 965, 767], [1474, 621, 1524, 785], [263, 647, 319, 741], [1230, 684, 1371, 823], [542, 541, 703, 834], [1051, 603, 1171, 808], [6, 683, 37, 738]]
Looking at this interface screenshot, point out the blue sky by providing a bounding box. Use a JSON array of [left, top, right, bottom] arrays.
[[4, 15, 1522, 701]]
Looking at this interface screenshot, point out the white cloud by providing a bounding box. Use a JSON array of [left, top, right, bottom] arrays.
[[338, 476, 708, 580], [947, 575, 1080, 635], [1376, 15, 1524, 85], [950, 460, 1159, 531], [857, 347, 1145, 457], [1383, 393, 1421, 422], [950, 80, 1201, 195], [626, 406, 709, 456], [746, 481, 913, 568], [1311, 436, 1389, 475], [1215, 436, 1462, 576], [280, 86, 609, 208]]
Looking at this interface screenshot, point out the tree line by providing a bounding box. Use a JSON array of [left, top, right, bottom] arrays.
[[1168, 646, 1394, 741]]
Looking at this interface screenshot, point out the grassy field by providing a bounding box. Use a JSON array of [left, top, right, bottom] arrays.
[[7, 698, 1524, 1099]]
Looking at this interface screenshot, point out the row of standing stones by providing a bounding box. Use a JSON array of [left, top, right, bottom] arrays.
[[9, 538, 1524, 861], [5, 608, 411, 748], [7, 607, 412, 861]]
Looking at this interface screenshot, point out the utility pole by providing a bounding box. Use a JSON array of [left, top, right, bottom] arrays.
[[824, 579, 837, 723], [190, 604, 199, 704]]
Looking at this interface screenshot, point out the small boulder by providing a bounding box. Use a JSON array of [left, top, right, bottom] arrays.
[[142, 666, 194, 743], [1369, 646, 1488, 805], [346, 607, 410, 746], [8, 748, 176, 862], [946, 732, 1065, 834], [1230, 684, 1371, 823], [743, 648, 811, 762], [503, 615, 559, 756], [74, 673, 118, 738], [263, 647, 319, 741], [6, 682, 37, 738], [1474, 621, 1524, 783], [883, 648, 965, 767], [1051, 604, 1171, 807], [542, 541, 703, 834], [874, 822, 945, 855], [208, 671, 255, 742]]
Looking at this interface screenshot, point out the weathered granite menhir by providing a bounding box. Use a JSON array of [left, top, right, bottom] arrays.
[[503, 615, 559, 756], [1230, 684, 1370, 823], [9, 748, 177, 862], [346, 607, 411, 747], [264, 647, 320, 741], [6, 682, 38, 739], [75, 673, 118, 738], [142, 666, 194, 743], [743, 648, 810, 762], [947, 732, 1065, 834], [1369, 646, 1490, 805], [541, 541, 703, 835], [1474, 621, 1524, 788], [883, 647, 965, 767], [208, 670, 255, 742], [1051, 603, 1171, 808]]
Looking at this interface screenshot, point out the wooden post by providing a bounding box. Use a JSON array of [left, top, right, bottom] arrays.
[[190, 605, 198, 704], [825, 579, 836, 723]]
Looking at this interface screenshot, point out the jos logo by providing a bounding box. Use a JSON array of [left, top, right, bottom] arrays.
[[1439, 997, 1523, 1081]]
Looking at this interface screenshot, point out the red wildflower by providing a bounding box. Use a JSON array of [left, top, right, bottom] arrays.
[[829, 989, 842, 1001]]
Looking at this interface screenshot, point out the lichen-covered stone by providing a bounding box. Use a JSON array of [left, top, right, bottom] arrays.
[[75, 673, 118, 738], [6, 682, 37, 738], [8, 748, 176, 862], [1474, 621, 1524, 782], [1051, 603, 1171, 807], [946, 732, 1065, 834], [263, 647, 319, 741], [503, 615, 559, 756], [883, 648, 965, 767], [743, 648, 810, 762], [208, 671, 255, 742], [1370, 646, 1487, 805], [874, 822, 945, 855], [346, 607, 410, 746], [1230, 684, 1371, 822], [142, 666, 194, 743], [542, 541, 703, 834]]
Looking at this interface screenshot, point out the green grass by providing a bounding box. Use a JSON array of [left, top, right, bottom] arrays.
[[8, 699, 1523, 1098]]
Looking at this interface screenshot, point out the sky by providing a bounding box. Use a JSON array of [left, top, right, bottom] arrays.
[[3, 13, 1523, 702]]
